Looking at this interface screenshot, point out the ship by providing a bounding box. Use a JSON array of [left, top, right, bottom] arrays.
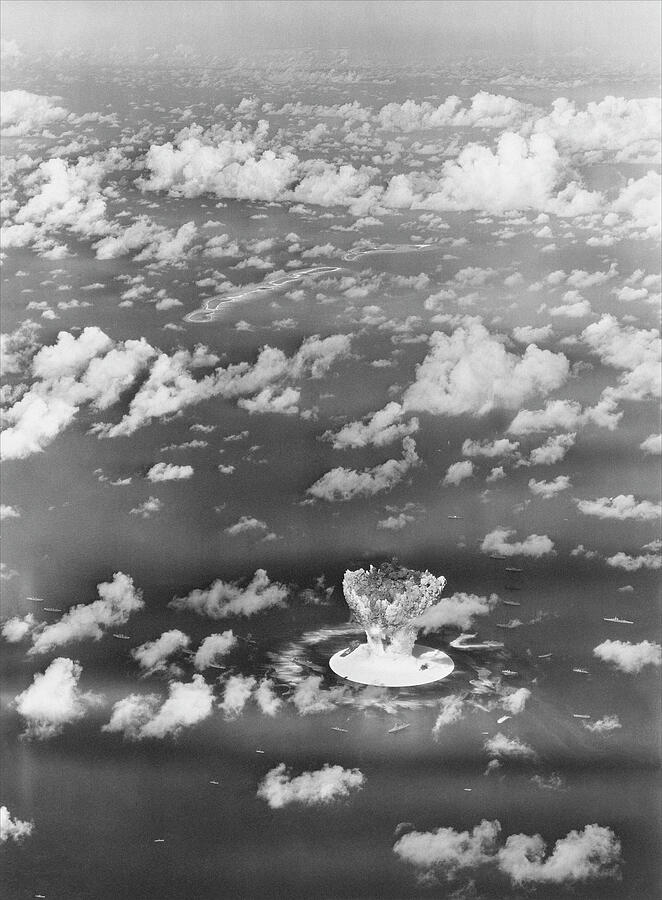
[[572, 667, 590, 674], [572, 714, 591, 719], [43, 607, 61, 613], [603, 616, 634, 624], [450, 633, 505, 650], [502, 600, 521, 606], [537, 653, 553, 659], [501, 669, 518, 676], [447, 515, 464, 520], [496, 715, 512, 724], [112, 633, 131, 640], [387, 722, 411, 734], [26, 596, 45, 602], [330, 726, 348, 733]]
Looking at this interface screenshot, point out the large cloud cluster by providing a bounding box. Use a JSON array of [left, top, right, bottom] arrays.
[[402, 320, 569, 417], [394, 820, 621, 886], [1, 89, 71, 136], [1, 328, 350, 458], [581, 315, 661, 402], [103, 675, 214, 740], [28, 572, 143, 654], [531, 96, 661, 163], [377, 91, 527, 131]]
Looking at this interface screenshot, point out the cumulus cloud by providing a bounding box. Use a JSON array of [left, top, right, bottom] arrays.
[[14, 657, 101, 740], [325, 402, 419, 449], [290, 674, 345, 714], [146, 462, 194, 481], [1, 327, 156, 460], [378, 92, 526, 131], [583, 715, 622, 733], [401, 320, 568, 418], [94, 334, 350, 439], [1, 89, 70, 136], [129, 496, 163, 518], [508, 398, 621, 434], [575, 494, 661, 521], [415, 132, 601, 216], [605, 550, 661, 571], [395, 818, 620, 886], [220, 674, 257, 718], [582, 315, 661, 401], [224, 516, 268, 536], [1, 613, 36, 643], [612, 170, 661, 239], [28, 572, 143, 654], [527, 432, 576, 465], [501, 688, 531, 715], [531, 95, 661, 163], [170, 569, 288, 618], [103, 675, 214, 740], [484, 732, 536, 760], [0, 806, 34, 843], [417, 592, 498, 632], [462, 438, 519, 458], [193, 631, 237, 670], [497, 823, 621, 884], [307, 437, 419, 501], [254, 678, 283, 716], [442, 460, 474, 486], [257, 763, 364, 808], [394, 819, 501, 881], [528, 475, 571, 498], [132, 630, 190, 676], [481, 528, 555, 558], [640, 434, 661, 455], [593, 639, 661, 674], [432, 695, 466, 739]]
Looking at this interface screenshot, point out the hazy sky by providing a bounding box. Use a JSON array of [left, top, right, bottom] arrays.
[[2, 0, 661, 62]]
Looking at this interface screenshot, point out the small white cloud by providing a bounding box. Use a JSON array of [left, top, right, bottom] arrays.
[[593, 639, 661, 673], [417, 592, 498, 632], [132, 629, 190, 676], [481, 528, 555, 558], [484, 732, 536, 759], [146, 462, 194, 481], [442, 460, 474, 486], [528, 475, 571, 498], [583, 715, 621, 733], [129, 496, 163, 518], [432, 695, 465, 739], [193, 631, 236, 670], [2, 613, 36, 643], [257, 763, 364, 808]]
